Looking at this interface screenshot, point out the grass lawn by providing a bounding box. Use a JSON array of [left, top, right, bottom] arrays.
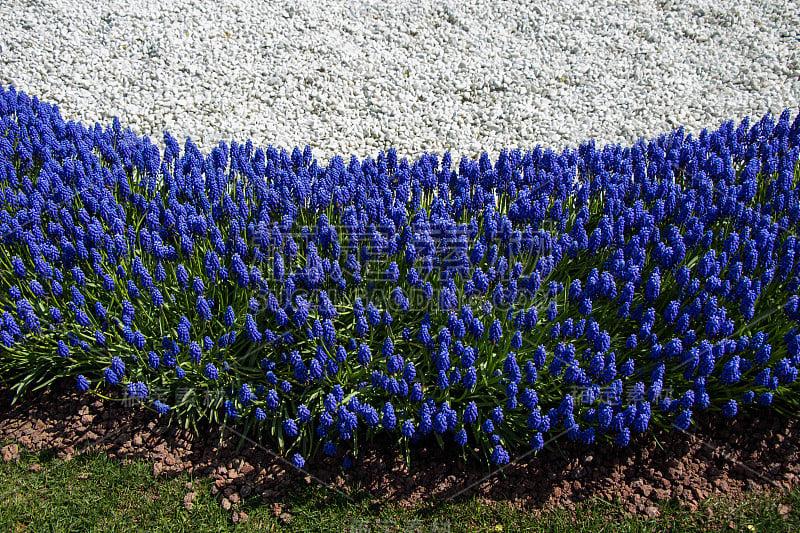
[[0, 442, 798, 532]]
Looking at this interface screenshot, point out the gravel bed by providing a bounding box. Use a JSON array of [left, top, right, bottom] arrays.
[[1, 0, 799, 165]]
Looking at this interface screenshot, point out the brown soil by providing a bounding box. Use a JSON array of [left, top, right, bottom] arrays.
[[0, 379, 798, 522]]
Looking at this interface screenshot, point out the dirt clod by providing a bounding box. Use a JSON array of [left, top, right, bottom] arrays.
[[1, 443, 19, 462], [220, 497, 232, 511]]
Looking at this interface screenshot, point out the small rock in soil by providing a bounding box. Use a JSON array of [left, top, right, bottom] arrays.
[[183, 492, 196, 511], [238, 462, 254, 477], [1, 444, 19, 462], [220, 497, 232, 511]]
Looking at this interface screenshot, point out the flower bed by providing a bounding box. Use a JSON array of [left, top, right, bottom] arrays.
[[0, 84, 798, 469]]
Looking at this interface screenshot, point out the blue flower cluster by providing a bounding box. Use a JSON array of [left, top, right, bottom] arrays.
[[0, 84, 799, 468]]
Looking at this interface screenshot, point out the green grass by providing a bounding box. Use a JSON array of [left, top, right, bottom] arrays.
[[0, 441, 798, 532]]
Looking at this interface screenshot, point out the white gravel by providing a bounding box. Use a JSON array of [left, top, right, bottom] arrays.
[[1, 0, 799, 165]]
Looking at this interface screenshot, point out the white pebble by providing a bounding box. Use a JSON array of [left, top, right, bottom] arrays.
[[0, 0, 797, 167]]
